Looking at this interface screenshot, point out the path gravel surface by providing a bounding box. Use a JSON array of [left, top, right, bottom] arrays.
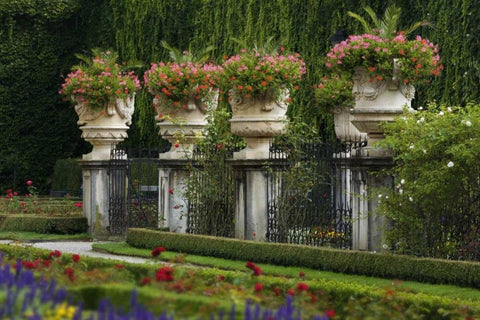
[[0, 240, 152, 265]]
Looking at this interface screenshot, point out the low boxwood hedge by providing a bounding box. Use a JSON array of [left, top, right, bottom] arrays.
[[0, 214, 88, 234], [126, 228, 480, 288]]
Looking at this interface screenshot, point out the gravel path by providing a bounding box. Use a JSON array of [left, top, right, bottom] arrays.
[[0, 240, 153, 265]]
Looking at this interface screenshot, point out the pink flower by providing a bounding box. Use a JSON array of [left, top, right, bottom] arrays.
[[26, 180, 33, 186], [73, 202, 82, 208]]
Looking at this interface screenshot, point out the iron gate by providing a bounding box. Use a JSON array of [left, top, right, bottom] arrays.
[[266, 139, 365, 249], [108, 147, 161, 236]]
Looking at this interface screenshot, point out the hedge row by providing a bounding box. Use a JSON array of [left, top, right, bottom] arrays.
[[126, 228, 480, 288], [0, 214, 88, 234]]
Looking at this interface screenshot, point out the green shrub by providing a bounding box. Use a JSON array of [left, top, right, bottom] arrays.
[[0, 214, 87, 234], [126, 228, 480, 288], [379, 103, 480, 260]]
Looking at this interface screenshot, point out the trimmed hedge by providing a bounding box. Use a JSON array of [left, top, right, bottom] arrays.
[[126, 228, 480, 289], [0, 214, 87, 234]]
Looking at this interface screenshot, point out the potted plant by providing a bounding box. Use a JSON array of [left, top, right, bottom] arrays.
[[221, 46, 306, 159], [144, 54, 222, 158], [60, 49, 141, 160], [319, 5, 442, 153]]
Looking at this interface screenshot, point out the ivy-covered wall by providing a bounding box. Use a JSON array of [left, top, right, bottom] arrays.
[[0, 0, 479, 193]]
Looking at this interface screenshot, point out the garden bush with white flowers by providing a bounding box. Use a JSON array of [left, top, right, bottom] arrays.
[[378, 102, 480, 260]]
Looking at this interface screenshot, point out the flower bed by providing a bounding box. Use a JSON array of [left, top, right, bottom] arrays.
[[0, 244, 478, 319]]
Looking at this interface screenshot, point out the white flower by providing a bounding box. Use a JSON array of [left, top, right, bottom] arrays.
[[378, 194, 382, 198], [409, 144, 414, 149], [418, 106, 423, 110], [438, 111, 444, 116], [447, 161, 454, 168], [423, 149, 427, 154], [385, 195, 389, 199], [419, 117, 425, 122], [382, 244, 389, 250], [409, 196, 414, 202], [465, 120, 472, 127], [400, 179, 405, 184], [399, 189, 403, 194], [447, 107, 452, 112]]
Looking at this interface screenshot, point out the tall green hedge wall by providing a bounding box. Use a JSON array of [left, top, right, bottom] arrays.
[[0, 0, 479, 193]]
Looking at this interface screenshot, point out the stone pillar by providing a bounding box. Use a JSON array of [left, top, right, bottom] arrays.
[[78, 160, 112, 239], [350, 157, 393, 251], [232, 160, 269, 241], [158, 159, 189, 233]]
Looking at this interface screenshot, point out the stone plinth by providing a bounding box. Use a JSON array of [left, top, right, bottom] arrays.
[[158, 159, 190, 233], [78, 160, 112, 239], [231, 160, 269, 241]]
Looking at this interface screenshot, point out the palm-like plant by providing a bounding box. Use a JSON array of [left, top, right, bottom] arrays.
[[161, 41, 214, 63], [347, 5, 431, 39]]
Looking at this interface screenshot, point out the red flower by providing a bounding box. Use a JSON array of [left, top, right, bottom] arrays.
[[64, 267, 75, 281], [115, 264, 124, 269], [296, 282, 309, 292], [156, 266, 174, 282], [168, 188, 174, 194], [140, 277, 152, 286], [174, 143, 180, 148], [325, 310, 336, 318], [21, 260, 37, 270], [49, 250, 62, 259], [273, 287, 281, 296], [20, 201, 26, 207], [287, 289, 295, 296], [73, 202, 82, 208], [26, 180, 33, 186], [217, 275, 225, 282], [13, 192, 18, 196], [299, 271, 305, 278], [245, 261, 262, 276], [72, 254, 80, 263], [42, 260, 50, 267], [151, 246, 166, 257], [254, 283, 263, 292]]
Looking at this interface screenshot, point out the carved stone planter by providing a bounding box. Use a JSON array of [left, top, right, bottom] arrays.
[[229, 89, 288, 159], [74, 95, 135, 160], [350, 66, 414, 157], [155, 94, 215, 159]]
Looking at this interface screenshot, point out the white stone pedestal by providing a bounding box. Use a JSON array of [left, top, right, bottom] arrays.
[[158, 160, 189, 233], [232, 160, 269, 241], [79, 160, 113, 239], [351, 158, 393, 251]]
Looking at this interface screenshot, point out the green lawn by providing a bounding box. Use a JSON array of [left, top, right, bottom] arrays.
[[0, 231, 91, 241]]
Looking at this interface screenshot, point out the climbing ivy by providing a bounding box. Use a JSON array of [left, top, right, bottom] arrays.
[[1, 0, 479, 193]]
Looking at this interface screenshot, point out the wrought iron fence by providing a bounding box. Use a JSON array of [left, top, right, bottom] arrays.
[[266, 139, 366, 249]]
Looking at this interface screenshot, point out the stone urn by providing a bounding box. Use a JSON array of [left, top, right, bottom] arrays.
[[74, 95, 135, 160], [155, 93, 217, 159], [350, 66, 415, 157], [229, 89, 289, 159]]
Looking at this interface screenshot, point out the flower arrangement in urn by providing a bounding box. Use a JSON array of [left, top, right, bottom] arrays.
[[60, 49, 141, 111], [143, 60, 223, 117], [315, 5, 443, 111], [221, 45, 306, 103], [325, 32, 442, 86]]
